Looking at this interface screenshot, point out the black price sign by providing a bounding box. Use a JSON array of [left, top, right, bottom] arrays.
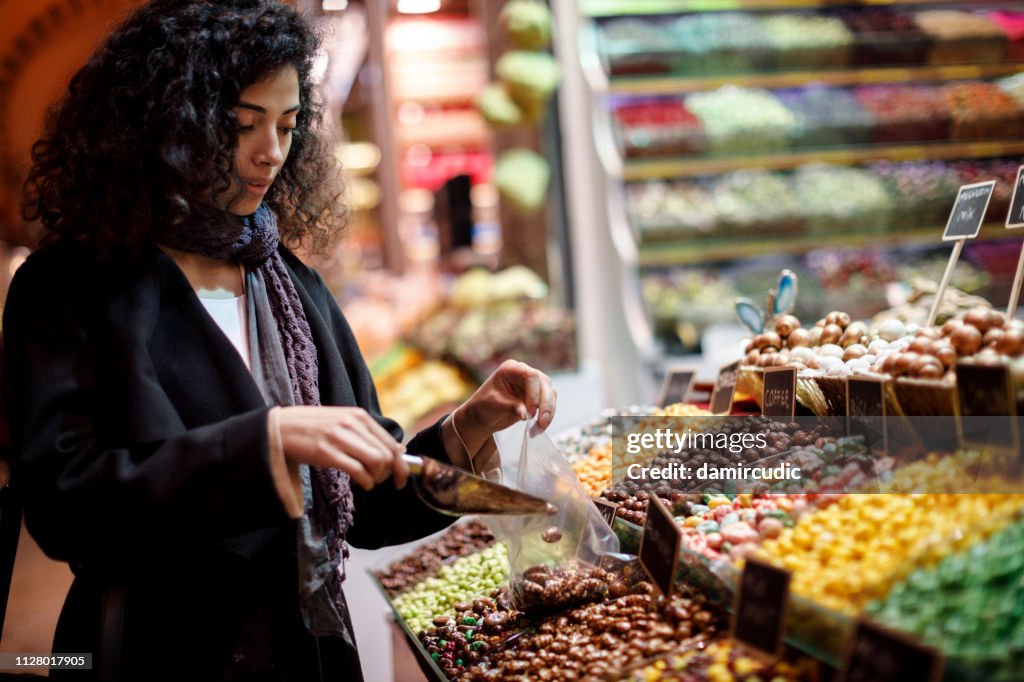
[[762, 367, 796, 418], [732, 557, 790, 659], [846, 377, 887, 454], [943, 180, 995, 241], [638, 495, 681, 597], [657, 369, 696, 408], [1006, 166, 1024, 229], [709, 361, 740, 416], [841, 619, 943, 682], [593, 499, 619, 528], [955, 363, 1019, 451]]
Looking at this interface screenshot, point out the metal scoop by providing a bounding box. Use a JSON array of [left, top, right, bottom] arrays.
[[402, 454, 556, 516]]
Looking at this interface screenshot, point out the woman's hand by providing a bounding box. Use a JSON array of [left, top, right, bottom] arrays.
[[277, 406, 406, 491], [452, 360, 557, 456]]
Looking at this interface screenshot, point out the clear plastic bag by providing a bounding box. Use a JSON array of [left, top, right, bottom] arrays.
[[483, 419, 620, 612]]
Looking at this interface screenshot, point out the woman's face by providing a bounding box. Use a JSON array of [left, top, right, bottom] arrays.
[[227, 65, 301, 216]]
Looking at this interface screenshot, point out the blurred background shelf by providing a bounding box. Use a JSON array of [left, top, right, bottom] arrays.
[[621, 140, 1024, 180], [560, 0, 1024, 402], [635, 223, 1011, 267], [604, 63, 1024, 95], [581, 0, 1023, 18]]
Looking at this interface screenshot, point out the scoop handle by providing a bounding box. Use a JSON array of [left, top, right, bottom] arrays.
[[401, 453, 425, 475]]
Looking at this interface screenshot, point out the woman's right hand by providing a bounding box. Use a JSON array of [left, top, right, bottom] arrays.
[[277, 406, 407, 491]]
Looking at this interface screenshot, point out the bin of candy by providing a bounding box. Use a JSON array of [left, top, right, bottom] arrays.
[[840, 8, 932, 67]]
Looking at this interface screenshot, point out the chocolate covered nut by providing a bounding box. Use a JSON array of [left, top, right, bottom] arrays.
[[541, 526, 563, 543]]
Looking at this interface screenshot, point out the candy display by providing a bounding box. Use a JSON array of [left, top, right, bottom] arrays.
[[940, 81, 1024, 141], [839, 8, 931, 66], [740, 296, 1024, 381], [609, 79, 1024, 160], [760, 13, 853, 69], [626, 181, 718, 241], [600, 418, 842, 508], [853, 85, 950, 144], [392, 544, 510, 634], [872, 306, 1023, 380], [675, 493, 822, 564], [375, 356, 477, 432], [668, 13, 772, 74], [777, 86, 873, 148], [750, 494, 1024, 614], [613, 100, 705, 158], [913, 10, 1008, 65], [418, 590, 527, 679], [872, 280, 992, 331], [598, 18, 678, 75], [412, 268, 577, 379], [379, 0, 1024, 675], [446, 580, 725, 681], [712, 170, 802, 235], [641, 270, 741, 352], [988, 10, 1024, 61], [792, 165, 893, 234], [617, 639, 819, 682], [869, 160, 962, 227], [572, 443, 612, 497], [865, 515, 1024, 677], [804, 250, 895, 320], [554, 405, 658, 465], [686, 87, 797, 155], [374, 521, 496, 598], [998, 72, 1024, 109], [628, 156, 1024, 246]]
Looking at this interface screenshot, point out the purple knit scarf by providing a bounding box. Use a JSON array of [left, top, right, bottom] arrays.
[[159, 204, 353, 626]]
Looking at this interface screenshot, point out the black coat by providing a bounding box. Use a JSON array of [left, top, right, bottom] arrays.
[[3, 243, 455, 681]]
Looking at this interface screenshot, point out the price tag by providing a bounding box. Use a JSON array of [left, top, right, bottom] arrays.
[[955, 363, 1019, 452], [943, 180, 995, 241], [1006, 166, 1024, 229], [638, 495, 680, 597], [846, 376, 887, 455], [761, 367, 796, 418], [709, 361, 740, 416], [841, 619, 944, 682], [593, 499, 619, 528], [657, 369, 696, 408], [732, 557, 790, 660]]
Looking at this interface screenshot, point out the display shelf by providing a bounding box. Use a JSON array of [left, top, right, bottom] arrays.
[[634, 223, 1011, 267], [562, 0, 1024, 402], [621, 140, 1024, 181], [604, 62, 1024, 95], [581, 0, 1019, 18]]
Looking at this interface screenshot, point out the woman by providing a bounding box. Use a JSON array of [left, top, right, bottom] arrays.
[[5, 1, 556, 679]]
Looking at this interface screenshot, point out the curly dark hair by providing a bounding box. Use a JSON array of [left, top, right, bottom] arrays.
[[22, 0, 344, 257]]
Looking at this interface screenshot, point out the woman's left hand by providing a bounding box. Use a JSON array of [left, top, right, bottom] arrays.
[[451, 360, 557, 456]]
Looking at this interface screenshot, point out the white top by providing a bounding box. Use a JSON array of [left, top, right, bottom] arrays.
[[199, 294, 251, 370]]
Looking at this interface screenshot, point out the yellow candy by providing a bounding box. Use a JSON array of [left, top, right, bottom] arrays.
[[707, 662, 733, 682], [735, 657, 759, 675], [751, 494, 1024, 613]]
